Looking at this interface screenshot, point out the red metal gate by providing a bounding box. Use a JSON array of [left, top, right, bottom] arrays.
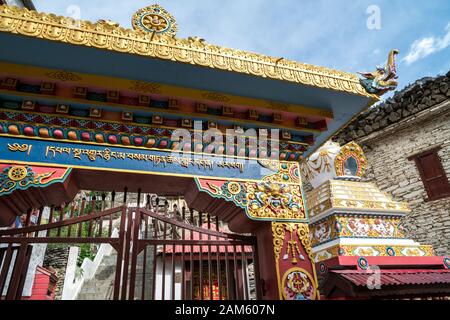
[[0, 244, 32, 300], [0, 195, 261, 300]]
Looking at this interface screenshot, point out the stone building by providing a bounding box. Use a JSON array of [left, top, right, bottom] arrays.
[[334, 71, 450, 256]]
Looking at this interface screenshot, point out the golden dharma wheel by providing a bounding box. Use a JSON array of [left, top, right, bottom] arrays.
[[132, 5, 178, 36], [8, 166, 28, 181], [142, 14, 169, 32], [227, 181, 241, 195]]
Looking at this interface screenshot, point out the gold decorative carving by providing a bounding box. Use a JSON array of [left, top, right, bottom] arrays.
[[45, 71, 82, 82], [0, 5, 376, 98], [267, 101, 291, 111], [246, 162, 305, 220], [8, 166, 27, 181], [313, 244, 434, 262], [272, 222, 313, 261], [331, 198, 409, 211], [285, 224, 303, 264], [281, 267, 318, 300], [201, 92, 231, 102], [132, 4, 177, 36], [306, 180, 410, 218], [296, 223, 313, 260], [226, 181, 242, 195], [129, 80, 162, 94], [96, 19, 120, 30], [0, 165, 55, 195], [7, 143, 32, 155], [272, 222, 286, 260], [334, 141, 367, 177], [246, 182, 304, 220], [272, 222, 318, 300]]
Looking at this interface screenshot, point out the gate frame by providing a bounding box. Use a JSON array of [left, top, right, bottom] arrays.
[[0, 203, 262, 300]]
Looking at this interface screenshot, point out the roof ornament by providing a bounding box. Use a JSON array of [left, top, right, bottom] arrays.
[[187, 36, 206, 48], [358, 49, 399, 96], [188, 36, 205, 44], [132, 4, 178, 36], [96, 19, 120, 30], [275, 57, 284, 65]]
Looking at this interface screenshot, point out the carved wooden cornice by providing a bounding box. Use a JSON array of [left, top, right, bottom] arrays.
[[0, 5, 377, 99]]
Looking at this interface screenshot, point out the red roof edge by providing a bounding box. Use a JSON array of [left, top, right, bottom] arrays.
[[317, 256, 449, 270], [321, 267, 450, 299], [330, 269, 450, 287], [36, 266, 58, 281]]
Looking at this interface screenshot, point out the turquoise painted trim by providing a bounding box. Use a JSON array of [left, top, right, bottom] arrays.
[[357, 257, 369, 270], [0, 167, 73, 197], [193, 178, 246, 209]]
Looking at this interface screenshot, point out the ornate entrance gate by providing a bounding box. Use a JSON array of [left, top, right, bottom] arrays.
[[0, 194, 261, 300]]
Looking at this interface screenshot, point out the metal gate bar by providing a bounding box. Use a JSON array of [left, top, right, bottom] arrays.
[[0, 195, 262, 301]]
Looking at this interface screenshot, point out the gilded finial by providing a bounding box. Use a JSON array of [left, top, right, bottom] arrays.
[[132, 4, 177, 36]]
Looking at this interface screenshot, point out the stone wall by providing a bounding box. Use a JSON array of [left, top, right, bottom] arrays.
[[358, 104, 450, 255], [43, 246, 70, 300], [335, 72, 450, 142], [333, 72, 450, 256]]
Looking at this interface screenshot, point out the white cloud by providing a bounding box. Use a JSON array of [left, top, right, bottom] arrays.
[[402, 22, 450, 65]]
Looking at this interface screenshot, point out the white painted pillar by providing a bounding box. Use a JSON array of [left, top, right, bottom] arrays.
[[61, 246, 80, 300], [22, 207, 50, 297]]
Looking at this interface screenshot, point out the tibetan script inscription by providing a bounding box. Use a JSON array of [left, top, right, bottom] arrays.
[[1, 137, 277, 180], [44, 145, 244, 172]]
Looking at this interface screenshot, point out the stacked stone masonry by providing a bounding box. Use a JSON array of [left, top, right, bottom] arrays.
[[333, 71, 450, 256], [43, 246, 69, 300]]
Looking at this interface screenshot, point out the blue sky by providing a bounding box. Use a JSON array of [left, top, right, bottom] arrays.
[[32, 0, 450, 101]]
